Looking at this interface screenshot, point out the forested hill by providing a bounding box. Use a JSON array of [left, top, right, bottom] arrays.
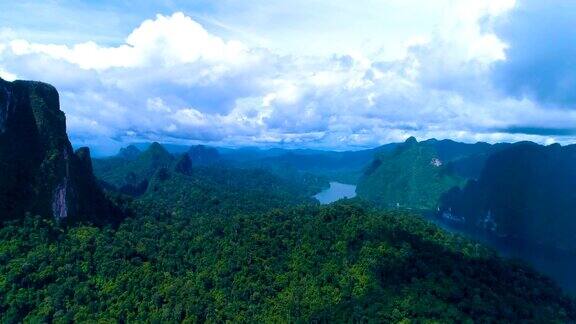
[[188, 145, 222, 166], [440, 141, 576, 250], [356, 137, 507, 209], [225, 145, 396, 184], [118, 143, 397, 184], [93, 142, 175, 196], [93, 143, 327, 213], [1, 202, 575, 322]]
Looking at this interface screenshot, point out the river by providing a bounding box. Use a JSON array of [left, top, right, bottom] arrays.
[[314, 182, 357, 204]]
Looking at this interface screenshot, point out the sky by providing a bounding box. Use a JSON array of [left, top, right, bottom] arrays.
[[0, 0, 575, 155]]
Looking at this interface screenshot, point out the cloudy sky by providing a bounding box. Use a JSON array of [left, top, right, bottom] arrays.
[[0, 0, 574, 155]]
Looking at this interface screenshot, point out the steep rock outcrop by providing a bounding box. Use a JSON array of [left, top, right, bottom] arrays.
[[0, 78, 119, 225], [356, 138, 466, 209], [440, 142, 576, 250]]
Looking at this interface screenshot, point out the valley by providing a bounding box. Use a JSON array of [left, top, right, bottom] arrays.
[[1, 77, 576, 322], [2, 2, 575, 321]]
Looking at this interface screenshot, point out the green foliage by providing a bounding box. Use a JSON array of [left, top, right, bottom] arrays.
[[356, 138, 511, 210], [138, 165, 321, 217], [93, 142, 174, 192], [357, 138, 466, 209], [94, 143, 328, 206], [231, 146, 395, 185], [2, 78, 575, 322], [1, 203, 574, 322]]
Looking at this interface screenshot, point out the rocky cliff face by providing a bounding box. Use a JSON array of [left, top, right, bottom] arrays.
[[439, 142, 576, 250], [0, 77, 119, 225]]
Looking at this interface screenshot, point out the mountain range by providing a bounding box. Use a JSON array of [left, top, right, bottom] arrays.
[[1, 77, 576, 321]]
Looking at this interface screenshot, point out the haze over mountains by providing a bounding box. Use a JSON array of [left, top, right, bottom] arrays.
[[115, 136, 576, 253], [97, 128, 576, 250]]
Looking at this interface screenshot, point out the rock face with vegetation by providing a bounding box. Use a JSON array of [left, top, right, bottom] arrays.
[[357, 138, 462, 209], [356, 137, 507, 209], [0, 78, 118, 225], [93, 142, 175, 196], [440, 142, 576, 250]]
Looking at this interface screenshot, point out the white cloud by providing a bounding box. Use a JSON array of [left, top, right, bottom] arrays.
[[2, 5, 575, 155], [5, 12, 252, 71], [147, 98, 172, 113], [0, 68, 16, 81]]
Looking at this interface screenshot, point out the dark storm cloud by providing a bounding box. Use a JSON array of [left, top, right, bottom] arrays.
[[492, 0, 576, 108]]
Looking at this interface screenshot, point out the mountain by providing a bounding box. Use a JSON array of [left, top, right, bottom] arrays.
[[188, 144, 221, 166], [0, 78, 119, 225], [140, 164, 322, 216], [93, 142, 174, 196], [103, 144, 395, 184], [173, 153, 193, 175], [225, 145, 396, 184], [117, 144, 141, 160], [440, 142, 576, 250], [93, 143, 326, 208], [356, 137, 507, 209]]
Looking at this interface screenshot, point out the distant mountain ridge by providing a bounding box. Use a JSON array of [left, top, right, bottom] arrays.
[[117, 144, 141, 160], [108, 142, 397, 184], [92, 142, 326, 212], [93, 142, 174, 196]]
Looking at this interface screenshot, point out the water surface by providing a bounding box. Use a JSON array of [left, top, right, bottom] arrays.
[[314, 182, 357, 204], [428, 216, 576, 296]]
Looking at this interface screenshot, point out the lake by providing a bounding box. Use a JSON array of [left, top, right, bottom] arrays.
[[314, 182, 357, 204]]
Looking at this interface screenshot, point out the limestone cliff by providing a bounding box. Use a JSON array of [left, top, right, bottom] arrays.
[[0, 77, 119, 225]]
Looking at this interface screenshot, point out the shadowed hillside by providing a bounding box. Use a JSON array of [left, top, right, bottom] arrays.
[[440, 142, 576, 250]]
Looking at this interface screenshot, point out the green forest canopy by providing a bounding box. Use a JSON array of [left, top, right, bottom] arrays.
[[1, 201, 574, 322]]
